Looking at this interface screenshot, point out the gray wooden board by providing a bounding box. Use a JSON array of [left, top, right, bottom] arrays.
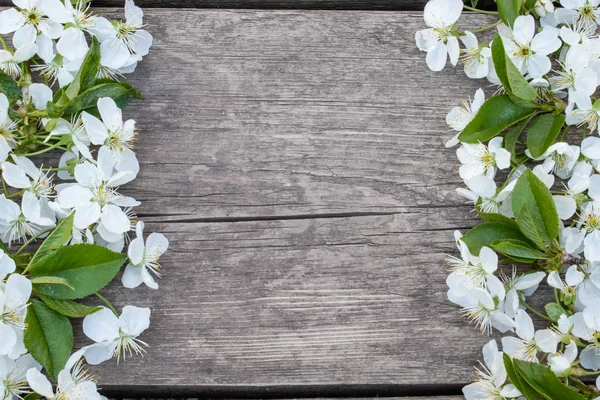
[[114, 397, 466, 399], [4, 8, 554, 397], [0, 0, 496, 10]]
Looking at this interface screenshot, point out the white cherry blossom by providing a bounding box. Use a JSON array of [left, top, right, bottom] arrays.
[[498, 15, 562, 78], [415, 0, 462, 71], [122, 221, 168, 289], [81, 97, 139, 174], [82, 306, 150, 365]]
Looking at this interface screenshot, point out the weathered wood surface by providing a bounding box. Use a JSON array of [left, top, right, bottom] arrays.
[[115, 397, 466, 400], [64, 9, 518, 397], [0, 0, 495, 10]]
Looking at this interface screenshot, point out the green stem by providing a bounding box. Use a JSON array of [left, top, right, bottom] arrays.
[[16, 227, 55, 260], [574, 370, 600, 377], [1, 176, 8, 196], [470, 20, 502, 34], [463, 5, 500, 14], [6, 189, 25, 199], [0, 36, 8, 51], [95, 292, 119, 316], [15, 140, 65, 157], [520, 298, 553, 322]]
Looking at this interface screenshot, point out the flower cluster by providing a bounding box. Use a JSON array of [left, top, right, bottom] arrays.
[[0, 1, 167, 398], [417, 0, 600, 398]]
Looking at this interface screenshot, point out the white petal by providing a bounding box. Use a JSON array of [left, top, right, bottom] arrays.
[[426, 41, 448, 72], [57, 27, 88, 60], [121, 264, 144, 289], [83, 308, 119, 343], [27, 84, 52, 111], [513, 15, 536, 46], [57, 184, 93, 209], [100, 204, 130, 234], [26, 368, 54, 398], [0, 8, 25, 34], [82, 342, 114, 365], [97, 97, 122, 133], [447, 36, 459, 66], [119, 305, 150, 336], [100, 38, 130, 69], [553, 195, 577, 220], [1, 162, 30, 189], [535, 329, 558, 353], [81, 112, 108, 146], [515, 309, 534, 340], [127, 236, 145, 266], [73, 202, 101, 229]]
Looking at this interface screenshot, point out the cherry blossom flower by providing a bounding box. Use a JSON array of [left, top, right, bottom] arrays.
[[0, 0, 69, 48], [445, 88, 485, 147], [463, 340, 522, 400], [0, 193, 53, 244], [459, 31, 492, 79], [56, 0, 97, 60], [0, 275, 31, 360], [415, 0, 462, 71], [457, 137, 511, 180], [548, 340, 578, 376], [498, 15, 562, 78], [27, 350, 101, 400], [122, 221, 169, 289], [0, 43, 37, 79], [93, 0, 152, 70], [82, 306, 150, 365], [570, 301, 600, 370], [0, 354, 40, 399], [81, 97, 139, 174], [56, 153, 138, 235], [502, 310, 559, 362]]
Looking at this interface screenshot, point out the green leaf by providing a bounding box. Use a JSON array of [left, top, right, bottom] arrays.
[[23, 394, 42, 400], [28, 213, 74, 269], [65, 37, 100, 100], [458, 94, 535, 143], [38, 294, 102, 318], [29, 244, 127, 299], [527, 113, 566, 158], [513, 358, 587, 400], [31, 276, 74, 290], [504, 117, 531, 164], [512, 169, 560, 243], [24, 300, 73, 380], [497, 0, 521, 28], [61, 82, 143, 117], [545, 302, 569, 322], [460, 222, 532, 255], [517, 205, 549, 250], [503, 353, 548, 400], [478, 212, 519, 228], [491, 238, 548, 262], [0, 70, 21, 101], [491, 35, 537, 102]]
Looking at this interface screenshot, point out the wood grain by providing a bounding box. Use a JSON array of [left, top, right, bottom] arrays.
[[61, 9, 525, 397], [1, 8, 540, 397], [0, 0, 495, 11]]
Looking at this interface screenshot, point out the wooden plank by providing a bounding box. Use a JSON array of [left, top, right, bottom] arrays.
[[118, 10, 496, 221], [0, 0, 495, 10], [115, 397, 466, 400], [50, 9, 529, 397]]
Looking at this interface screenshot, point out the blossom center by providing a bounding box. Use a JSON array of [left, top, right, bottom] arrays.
[[22, 8, 43, 26]]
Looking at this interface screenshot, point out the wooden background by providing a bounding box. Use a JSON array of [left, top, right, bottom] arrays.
[[1, 2, 525, 399]]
